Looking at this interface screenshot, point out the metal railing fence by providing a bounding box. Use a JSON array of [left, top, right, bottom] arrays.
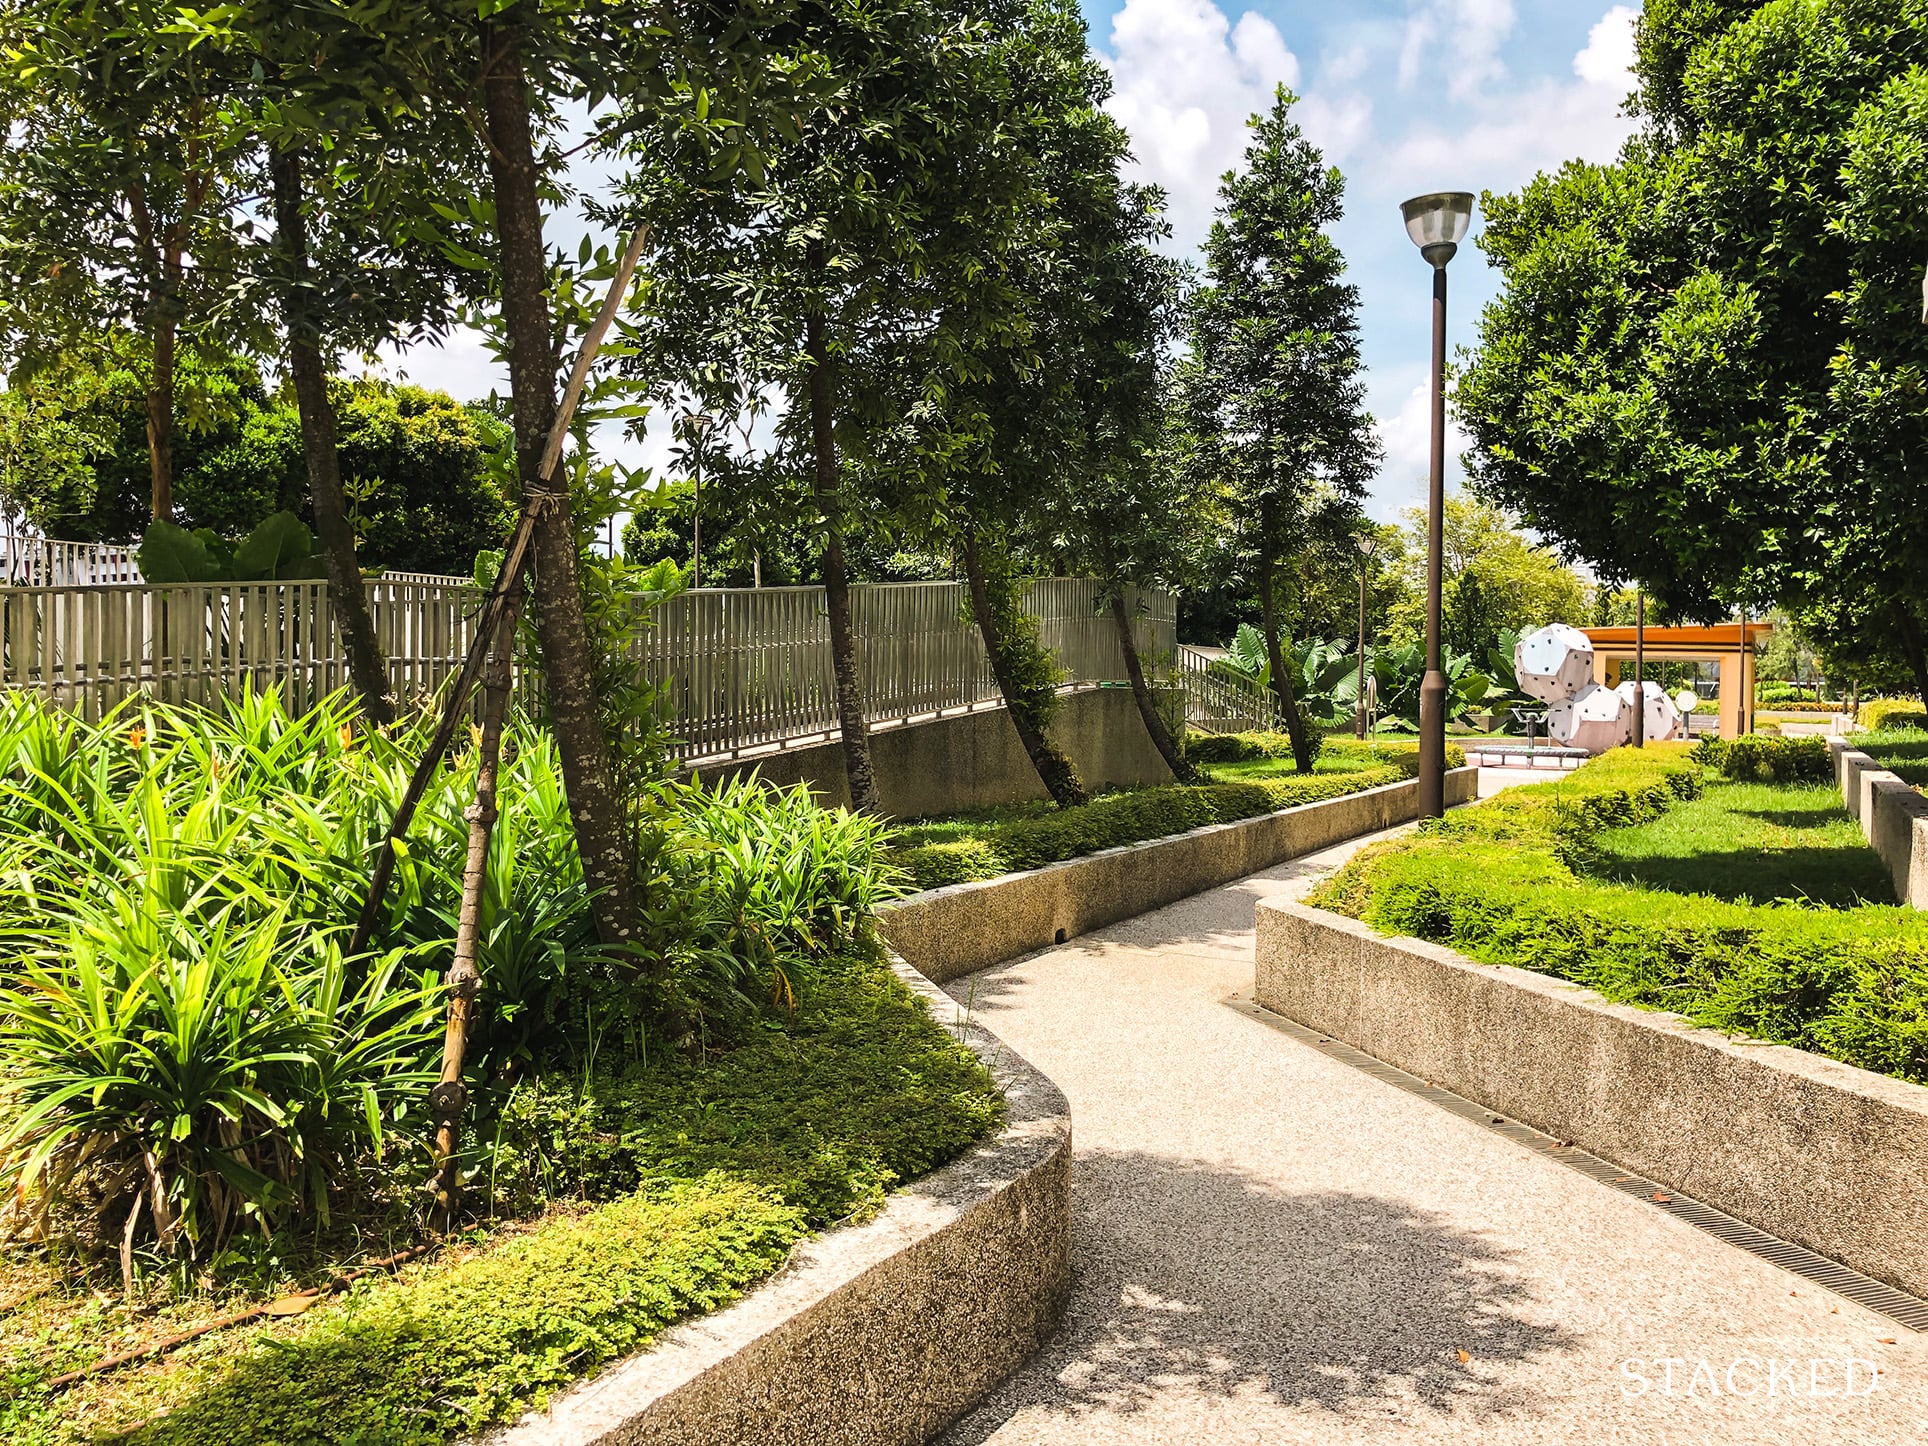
[[1178, 644, 1282, 734], [1, 536, 143, 586], [1, 575, 1183, 760]]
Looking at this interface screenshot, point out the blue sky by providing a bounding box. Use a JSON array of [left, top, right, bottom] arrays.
[[384, 0, 1642, 522], [1083, 0, 1642, 518]]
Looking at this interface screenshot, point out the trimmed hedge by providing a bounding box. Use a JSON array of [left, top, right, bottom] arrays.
[[1756, 700, 1844, 714], [1694, 733, 1831, 783], [1309, 746, 1928, 1085], [1859, 697, 1928, 732], [1185, 731, 1465, 771], [895, 766, 1407, 891]]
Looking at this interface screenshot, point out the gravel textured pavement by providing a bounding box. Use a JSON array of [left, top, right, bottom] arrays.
[[936, 828, 1928, 1445]]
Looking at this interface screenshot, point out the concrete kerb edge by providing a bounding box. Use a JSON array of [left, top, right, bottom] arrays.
[[879, 764, 1481, 984], [1827, 734, 1928, 907], [475, 950, 1072, 1446], [1255, 899, 1928, 1299]]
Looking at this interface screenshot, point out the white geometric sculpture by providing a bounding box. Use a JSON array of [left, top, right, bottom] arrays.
[[1616, 679, 1685, 742], [1515, 624, 1596, 705], [1547, 680, 1634, 753]]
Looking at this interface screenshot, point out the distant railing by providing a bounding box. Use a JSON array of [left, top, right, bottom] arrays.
[[1, 536, 142, 586], [1179, 644, 1280, 734], [1, 575, 1180, 761]]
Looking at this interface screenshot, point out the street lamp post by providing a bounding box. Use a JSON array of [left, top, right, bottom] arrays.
[[1399, 190, 1476, 819], [682, 412, 715, 588], [1633, 589, 1646, 749], [1354, 532, 1376, 739]]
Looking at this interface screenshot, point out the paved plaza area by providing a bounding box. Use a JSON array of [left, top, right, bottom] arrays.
[[939, 828, 1928, 1445]]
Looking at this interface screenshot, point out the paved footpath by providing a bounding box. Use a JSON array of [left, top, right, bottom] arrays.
[[938, 827, 1928, 1446]]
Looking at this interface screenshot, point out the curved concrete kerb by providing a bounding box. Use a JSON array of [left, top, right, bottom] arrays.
[[475, 953, 1071, 1446]]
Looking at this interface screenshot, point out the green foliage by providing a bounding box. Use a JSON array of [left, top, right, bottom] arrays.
[[1693, 734, 1831, 783], [1311, 747, 1928, 1085], [1859, 697, 1928, 732], [1857, 729, 1928, 787], [1358, 640, 1491, 731], [1459, 0, 1928, 663], [891, 764, 1407, 890], [1184, 732, 1465, 771], [137, 511, 325, 583], [5, 945, 999, 1445], [0, 691, 902, 1263]]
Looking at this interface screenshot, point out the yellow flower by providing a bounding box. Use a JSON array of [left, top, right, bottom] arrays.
[[338, 724, 355, 749], [126, 726, 146, 749]]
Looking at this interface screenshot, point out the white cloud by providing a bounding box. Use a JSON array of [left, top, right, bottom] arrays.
[[1373, 377, 1474, 519], [1382, 4, 1637, 196], [1099, 0, 1373, 253], [1398, 0, 1518, 102], [1573, 5, 1640, 87]]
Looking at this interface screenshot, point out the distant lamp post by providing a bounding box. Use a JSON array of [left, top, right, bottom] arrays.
[[1399, 189, 1476, 818], [680, 412, 716, 588], [1354, 532, 1377, 739], [1632, 588, 1646, 749]]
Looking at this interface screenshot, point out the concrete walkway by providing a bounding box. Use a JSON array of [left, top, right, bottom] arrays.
[[938, 828, 1928, 1445]]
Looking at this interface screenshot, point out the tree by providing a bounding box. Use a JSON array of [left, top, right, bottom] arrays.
[[1458, 0, 1928, 706], [0, 0, 264, 521], [1388, 497, 1589, 659], [1178, 88, 1378, 771], [618, 0, 1040, 814]]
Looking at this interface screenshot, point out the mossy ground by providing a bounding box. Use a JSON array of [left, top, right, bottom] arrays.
[[1, 943, 999, 1446]]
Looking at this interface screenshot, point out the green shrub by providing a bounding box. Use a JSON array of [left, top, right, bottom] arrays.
[[0, 691, 902, 1266], [1310, 746, 1928, 1085], [1693, 733, 1831, 783], [1183, 730, 1464, 772], [1859, 697, 1928, 731], [893, 767, 1406, 890], [5, 949, 1003, 1446]]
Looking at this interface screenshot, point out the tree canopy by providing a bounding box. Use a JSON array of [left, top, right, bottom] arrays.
[[1458, 0, 1928, 697]]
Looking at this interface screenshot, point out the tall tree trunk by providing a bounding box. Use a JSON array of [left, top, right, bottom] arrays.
[[803, 240, 882, 814], [480, 24, 636, 945], [269, 147, 393, 726], [1894, 600, 1928, 715], [961, 532, 1086, 808], [1108, 583, 1191, 781], [1257, 497, 1312, 771], [145, 323, 176, 521]]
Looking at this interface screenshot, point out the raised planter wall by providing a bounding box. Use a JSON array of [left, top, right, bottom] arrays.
[[1827, 736, 1928, 908], [881, 766, 1480, 984], [478, 955, 1071, 1446], [693, 687, 1173, 818], [1256, 901, 1928, 1298]]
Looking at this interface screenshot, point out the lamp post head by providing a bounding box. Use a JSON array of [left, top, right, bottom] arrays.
[[1400, 192, 1476, 268], [681, 411, 716, 441], [1355, 532, 1377, 560]]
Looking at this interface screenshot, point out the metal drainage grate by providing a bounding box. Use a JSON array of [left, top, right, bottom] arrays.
[[1227, 993, 1928, 1334]]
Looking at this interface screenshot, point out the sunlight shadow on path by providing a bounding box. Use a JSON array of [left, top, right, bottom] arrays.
[[943, 1150, 1574, 1442]]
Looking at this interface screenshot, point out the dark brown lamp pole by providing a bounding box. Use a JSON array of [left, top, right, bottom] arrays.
[[682, 412, 715, 588], [1633, 589, 1646, 748], [1400, 191, 1475, 818], [1355, 532, 1376, 739]]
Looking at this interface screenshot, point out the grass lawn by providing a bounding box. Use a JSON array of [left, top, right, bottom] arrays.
[[1856, 728, 1928, 787], [1, 944, 999, 1446], [1583, 777, 1893, 907]]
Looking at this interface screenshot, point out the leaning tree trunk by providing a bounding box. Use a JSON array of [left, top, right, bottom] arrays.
[[480, 23, 636, 946], [960, 532, 1086, 808], [803, 241, 882, 814], [1257, 498, 1312, 771], [1107, 583, 1192, 781], [1895, 600, 1928, 716], [145, 321, 176, 521], [270, 147, 393, 726]]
